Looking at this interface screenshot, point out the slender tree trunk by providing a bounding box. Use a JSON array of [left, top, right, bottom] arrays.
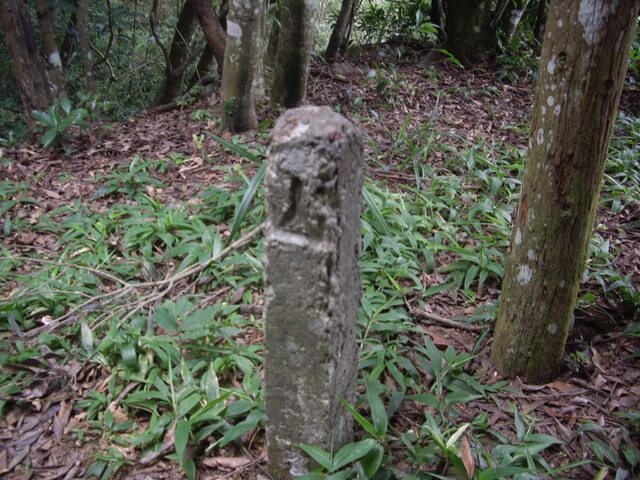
[[192, 0, 226, 75], [252, 0, 268, 103], [443, 0, 494, 65], [77, 0, 94, 93], [61, 1, 78, 66], [271, 0, 316, 108], [265, 3, 280, 70], [221, 0, 263, 131], [155, 0, 199, 105], [325, 0, 354, 62], [429, 0, 444, 39], [0, 0, 51, 123], [491, 0, 640, 384], [533, 0, 548, 42], [34, 0, 66, 98], [498, 0, 531, 45]]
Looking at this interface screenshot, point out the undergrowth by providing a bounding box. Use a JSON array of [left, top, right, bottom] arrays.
[[1, 114, 639, 479]]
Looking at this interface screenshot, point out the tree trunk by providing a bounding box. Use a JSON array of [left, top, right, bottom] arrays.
[[221, 0, 263, 132], [491, 0, 640, 384], [188, 46, 217, 87], [533, 0, 548, 43], [77, 0, 94, 93], [271, 0, 316, 108], [155, 0, 198, 105], [265, 3, 280, 70], [498, 0, 531, 45], [0, 0, 51, 122], [429, 0, 444, 39], [252, 0, 268, 103], [192, 0, 226, 75], [443, 0, 494, 65], [34, 0, 67, 98], [325, 0, 354, 63], [61, 1, 78, 66]]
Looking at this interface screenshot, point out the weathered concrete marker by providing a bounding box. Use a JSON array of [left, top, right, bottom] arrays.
[[264, 106, 363, 478]]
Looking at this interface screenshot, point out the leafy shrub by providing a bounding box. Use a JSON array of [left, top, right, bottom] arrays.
[[31, 97, 88, 150]]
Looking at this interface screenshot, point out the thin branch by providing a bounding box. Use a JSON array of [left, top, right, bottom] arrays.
[[409, 304, 489, 332]]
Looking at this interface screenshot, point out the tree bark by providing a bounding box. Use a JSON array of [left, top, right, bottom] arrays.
[[491, 0, 640, 383], [188, 45, 217, 87], [429, 0, 444, 39], [34, 0, 67, 98], [221, 0, 263, 131], [61, 1, 78, 66], [192, 0, 226, 75], [77, 0, 94, 93], [443, 0, 494, 65], [155, 0, 199, 105], [0, 0, 51, 122], [325, 0, 355, 63], [271, 0, 316, 108]]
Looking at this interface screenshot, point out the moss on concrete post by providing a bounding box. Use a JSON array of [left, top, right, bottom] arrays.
[[264, 106, 363, 478], [491, 0, 639, 383]]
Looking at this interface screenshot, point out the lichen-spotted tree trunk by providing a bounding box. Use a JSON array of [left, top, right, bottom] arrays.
[[444, 0, 494, 65], [491, 0, 640, 384], [0, 0, 51, 123], [271, 0, 316, 107], [34, 0, 67, 98], [325, 0, 355, 63], [155, 0, 198, 105], [77, 0, 95, 93], [221, 0, 264, 132]]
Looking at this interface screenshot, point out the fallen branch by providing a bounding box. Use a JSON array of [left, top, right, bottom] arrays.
[[410, 306, 489, 332]]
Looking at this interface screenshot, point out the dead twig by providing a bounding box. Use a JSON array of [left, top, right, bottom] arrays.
[[409, 305, 489, 332]]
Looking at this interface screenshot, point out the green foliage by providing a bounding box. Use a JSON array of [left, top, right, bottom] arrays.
[[31, 97, 88, 150], [355, 0, 438, 45]]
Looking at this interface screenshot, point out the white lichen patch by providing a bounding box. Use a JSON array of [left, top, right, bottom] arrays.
[[515, 228, 522, 245], [542, 106, 547, 115], [527, 249, 536, 260], [547, 323, 558, 334], [547, 96, 555, 106], [557, 19, 564, 28], [49, 51, 63, 68], [517, 265, 533, 285], [578, 0, 613, 45], [473, 25, 481, 33], [547, 57, 557, 75], [536, 128, 544, 145], [559, 280, 566, 288], [554, 104, 562, 116], [227, 20, 242, 38]]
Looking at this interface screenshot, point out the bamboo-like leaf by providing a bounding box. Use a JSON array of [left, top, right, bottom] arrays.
[[228, 162, 266, 243]]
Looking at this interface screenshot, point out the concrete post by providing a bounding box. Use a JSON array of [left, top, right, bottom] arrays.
[[264, 106, 364, 478]]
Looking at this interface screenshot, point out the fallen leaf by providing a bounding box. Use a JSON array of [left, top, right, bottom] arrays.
[[460, 436, 475, 479]]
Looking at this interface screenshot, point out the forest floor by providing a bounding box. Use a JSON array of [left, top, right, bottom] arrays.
[[1, 47, 639, 479]]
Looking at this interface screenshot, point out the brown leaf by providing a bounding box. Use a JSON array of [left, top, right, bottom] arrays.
[[460, 436, 475, 479], [53, 400, 72, 441]]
